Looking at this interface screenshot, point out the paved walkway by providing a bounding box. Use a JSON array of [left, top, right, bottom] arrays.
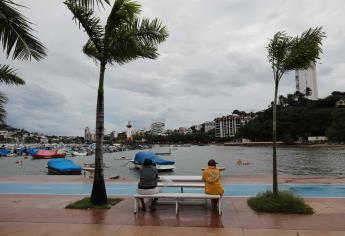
[[1, 176, 345, 235], [1, 194, 345, 236]]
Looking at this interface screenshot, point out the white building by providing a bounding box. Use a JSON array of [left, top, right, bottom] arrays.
[[178, 127, 188, 135], [151, 121, 165, 135], [84, 127, 91, 142], [40, 136, 49, 144], [336, 100, 345, 108], [110, 131, 118, 139], [295, 64, 318, 100], [215, 114, 252, 138], [203, 121, 216, 133]]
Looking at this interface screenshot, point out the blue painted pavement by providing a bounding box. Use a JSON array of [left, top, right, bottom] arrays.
[[1, 183, 345, 198]]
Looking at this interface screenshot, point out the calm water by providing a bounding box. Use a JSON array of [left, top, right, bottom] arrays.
[[1, 145, 345, 180]]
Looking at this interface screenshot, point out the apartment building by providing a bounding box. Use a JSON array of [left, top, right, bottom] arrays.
[[214, 114, 252, 138]]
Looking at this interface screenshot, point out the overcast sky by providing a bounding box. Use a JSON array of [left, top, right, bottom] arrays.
[[1, 0, 345, 136]]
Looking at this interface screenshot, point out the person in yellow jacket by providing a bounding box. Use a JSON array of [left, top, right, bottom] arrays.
[[202, 159, 224, 210]]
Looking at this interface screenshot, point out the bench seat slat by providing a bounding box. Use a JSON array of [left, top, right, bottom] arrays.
[[134, 193, 220, 199]]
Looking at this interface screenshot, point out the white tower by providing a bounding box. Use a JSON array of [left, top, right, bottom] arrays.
[[126, 121, 133, 141], [84, 127, 91, 141], [295, 64, 319, 100]]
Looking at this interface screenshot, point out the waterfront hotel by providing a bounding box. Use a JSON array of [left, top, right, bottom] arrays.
[[214, 114, 252, 138]]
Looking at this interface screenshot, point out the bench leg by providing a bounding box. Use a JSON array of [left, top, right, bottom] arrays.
[[218, 198, 222, 216], [175, 198, 179, 215], [134, 198, 137, 214]]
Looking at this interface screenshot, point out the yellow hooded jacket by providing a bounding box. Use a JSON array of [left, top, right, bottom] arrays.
[[202, 166, 224, 196]]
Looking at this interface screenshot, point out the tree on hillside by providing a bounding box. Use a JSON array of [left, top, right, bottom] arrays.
[[326, 109, 345, 142], [65, 0, 168, 205], [0, 0, 46, 123], [267, 27, 325, 195]]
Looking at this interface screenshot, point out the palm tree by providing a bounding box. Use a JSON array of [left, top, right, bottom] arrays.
[[267, 27, 325, 195], [0, 0, 46, 123], [65, 0, 168, 205]]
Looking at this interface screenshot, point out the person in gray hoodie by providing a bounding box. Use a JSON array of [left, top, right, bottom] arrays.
[[137, 158, 160, 210]]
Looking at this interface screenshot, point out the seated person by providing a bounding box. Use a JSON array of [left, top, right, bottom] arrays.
[[137, 158, 160, 210], [202, 159, 224, 209]]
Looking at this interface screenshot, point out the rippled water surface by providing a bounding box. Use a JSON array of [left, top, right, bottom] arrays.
[[1, 145, 345, 180]]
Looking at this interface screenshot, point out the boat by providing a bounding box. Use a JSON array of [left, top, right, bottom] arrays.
[[47, 159, 82, 175], [130, 151, 175, 171], [33, 149, 66, 159], [0, 148, 10, 157], [72, 151, 87, 156]]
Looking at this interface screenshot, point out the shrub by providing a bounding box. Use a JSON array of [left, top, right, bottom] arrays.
[[66, 197, 122, 209], [247, 191, 314, 214]]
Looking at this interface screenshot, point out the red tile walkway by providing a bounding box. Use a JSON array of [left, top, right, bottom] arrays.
[[1, 175, 345, 235]]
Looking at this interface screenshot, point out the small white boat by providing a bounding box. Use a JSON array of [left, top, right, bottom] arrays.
[[72, 151, 87, 156]]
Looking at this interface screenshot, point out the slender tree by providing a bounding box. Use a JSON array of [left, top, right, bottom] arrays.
[[267, 27, 325, 195], [65, 0, 168, 204], [0, 0, 46, 123]]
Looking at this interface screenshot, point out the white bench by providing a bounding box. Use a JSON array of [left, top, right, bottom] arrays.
[[158, 175, 202, 182], [157, 182, 205, 193], [82, 167, 95, 178], [134, 193, 222, 215]]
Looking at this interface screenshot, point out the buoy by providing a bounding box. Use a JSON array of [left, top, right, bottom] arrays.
[[237, 159, 250, 165], [15, 160, 23, 165], [236, 159, 243, 165]]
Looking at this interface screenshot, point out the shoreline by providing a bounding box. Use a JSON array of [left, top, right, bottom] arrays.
[[1, 175, 345, 184], [223, 142, 345, 148]]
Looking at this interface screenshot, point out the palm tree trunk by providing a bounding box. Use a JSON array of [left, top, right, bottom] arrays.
[[272, 77, 279, 196], [91, 61, 108, 205]]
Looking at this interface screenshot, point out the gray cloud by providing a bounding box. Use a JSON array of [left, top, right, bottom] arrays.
[[1, 0, 345, 135]]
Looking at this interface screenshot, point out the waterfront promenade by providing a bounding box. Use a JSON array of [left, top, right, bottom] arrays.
[[1, 176, 345, 235]]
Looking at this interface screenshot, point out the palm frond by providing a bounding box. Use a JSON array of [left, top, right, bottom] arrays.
[[70, 0, 110, 9], [0, 91, 8, 124], [106, 0, 141, 30], [283, 27, 326, 71], [105, 17, 168, 64], [0, 0, 46, 60], [135, 18, 168, 45], [83, 39, 102, 63], [0, 64, 25, 85], [64, 0, 104, 53]]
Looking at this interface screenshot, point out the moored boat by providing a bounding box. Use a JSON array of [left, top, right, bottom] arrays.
[[47, 158, 82, 175], [130, 151, 175, 171], [0, 148, 10, 157], [33, 149, 66, 159], [72, 151, 87, 156]]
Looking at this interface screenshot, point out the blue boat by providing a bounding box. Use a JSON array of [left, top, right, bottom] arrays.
[[30, 148, 40, 156], [130, 151, 175, 171], [47, 159, 82, 175], [0, 148, 10, 157]]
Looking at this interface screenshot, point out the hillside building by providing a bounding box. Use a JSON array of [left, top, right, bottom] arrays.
[[214, 114, 252, 138], [84, 127, 91, 142], [295, 64, 319, 100], [151, 121, 165, 135], [203, 121, 216, 133]]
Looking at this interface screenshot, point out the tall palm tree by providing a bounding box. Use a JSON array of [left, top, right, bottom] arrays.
[[267, 27, 325, 195], [0, 0, 46, 123], [65, 0, 168, 205], [72, 0, 110, 8]]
